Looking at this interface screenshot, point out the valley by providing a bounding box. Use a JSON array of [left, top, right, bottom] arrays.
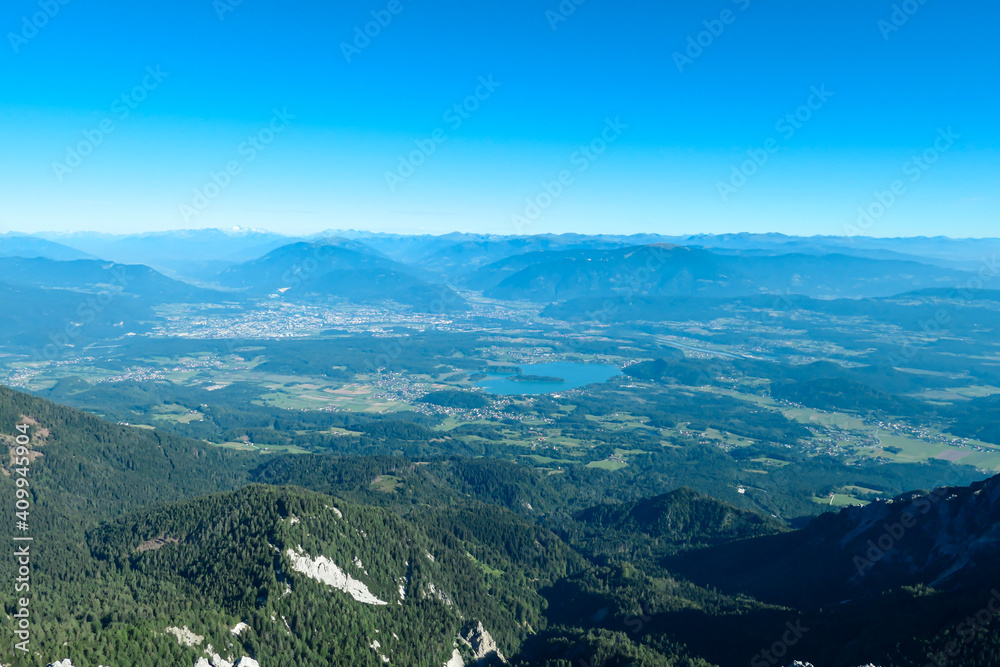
[[3, 231, 1000, 666]]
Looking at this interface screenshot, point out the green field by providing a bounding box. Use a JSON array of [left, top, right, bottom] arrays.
[[782, 407, 867, 430], [703, 427, 756, 447], [917, 385, 1000, 402], [585, 448, 648, 471], [466, 552, 504, 578], [842, 485, 884, 496], [370, 475, 403, 493], [151, 404, 205, 424], [812, 493, 870, 507], [256, 383, 403, 412], [522, 455, 575, 465], [211, 440, 309, 455], [586, 459, 628, 471], [860, 434, 1000, 472], [750, 457, 791, 468]]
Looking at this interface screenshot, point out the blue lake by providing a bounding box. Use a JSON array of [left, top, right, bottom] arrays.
[[477, 362, 621, 395]]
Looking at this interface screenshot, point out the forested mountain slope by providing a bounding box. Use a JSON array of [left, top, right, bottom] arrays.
[[0, 387, 721, 666], [5, 383, 1000, 666]]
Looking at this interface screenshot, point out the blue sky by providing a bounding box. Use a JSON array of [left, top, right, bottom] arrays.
[[0, 0, 996, 237]]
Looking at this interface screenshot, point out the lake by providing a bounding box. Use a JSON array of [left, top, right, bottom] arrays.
[[477, 362, 621, 395]]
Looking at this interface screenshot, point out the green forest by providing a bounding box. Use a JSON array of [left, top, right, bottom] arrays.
[[3, 383, 1000, 666]]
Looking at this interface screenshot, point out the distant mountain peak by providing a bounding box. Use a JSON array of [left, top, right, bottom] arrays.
[[218, 225, 273, 236]]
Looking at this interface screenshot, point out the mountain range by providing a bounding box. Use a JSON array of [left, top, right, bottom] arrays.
[[478, 245, 971, 301], [3, 230, 995, 313], [0, 234, 96, 261], [217, 240, 468, 312], [0, 257, 228, 305]]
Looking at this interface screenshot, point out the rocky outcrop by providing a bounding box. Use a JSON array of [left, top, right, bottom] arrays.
[[203, 645, 233, 667], [459, 621, 506, 665], [162, 624, 257, 667], [670, 474, 1000, 608], [165, 626, 204, 647], [196, 655, 258, 667], [286, 545, 388, 605]]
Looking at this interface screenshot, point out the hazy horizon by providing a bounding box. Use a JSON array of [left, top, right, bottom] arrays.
[[2, 227, 999, 242]]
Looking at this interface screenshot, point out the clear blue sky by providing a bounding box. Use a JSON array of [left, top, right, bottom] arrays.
[[0, 0, 996, 237]]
